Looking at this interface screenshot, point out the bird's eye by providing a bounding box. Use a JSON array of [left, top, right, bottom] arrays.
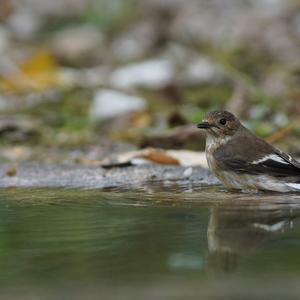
[[219, 118, 227, 125]]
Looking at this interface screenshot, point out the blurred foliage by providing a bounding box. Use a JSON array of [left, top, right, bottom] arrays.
[[0, 0, 299, 161], [85, 0, 138, 34]]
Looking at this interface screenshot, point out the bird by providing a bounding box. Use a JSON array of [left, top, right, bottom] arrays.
[[197, 110, 300, 193]]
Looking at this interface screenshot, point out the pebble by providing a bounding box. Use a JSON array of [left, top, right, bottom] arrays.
[[182, 57, 221, 85], [89, 89, 147, 121], [7, 8, 42, 40], [51, 25, 103, 64], [110, 59, 174, 90], [183, 167, 193, 178]]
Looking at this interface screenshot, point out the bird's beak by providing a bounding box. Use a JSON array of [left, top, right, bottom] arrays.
[[197, 122, 211, 129]]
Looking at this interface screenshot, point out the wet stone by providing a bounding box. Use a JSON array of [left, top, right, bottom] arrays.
[[0, 163, 218, 189]]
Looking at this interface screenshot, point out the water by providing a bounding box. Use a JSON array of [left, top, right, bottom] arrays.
[[0, 186, 300, 299]]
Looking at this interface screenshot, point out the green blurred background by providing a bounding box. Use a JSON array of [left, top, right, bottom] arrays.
[[0, 0, 299, 163]]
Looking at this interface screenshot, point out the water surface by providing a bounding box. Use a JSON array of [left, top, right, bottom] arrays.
[[0, 186, 300, 299]]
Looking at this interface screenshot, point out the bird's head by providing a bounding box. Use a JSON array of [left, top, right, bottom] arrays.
[[197, 110, 241, 138]]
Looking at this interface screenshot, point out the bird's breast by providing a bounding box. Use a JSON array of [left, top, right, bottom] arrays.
[[205, 135, 230, 172]]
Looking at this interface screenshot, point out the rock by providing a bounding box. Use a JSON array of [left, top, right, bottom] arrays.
[[159, 44, 223, 85], [183, 167, 193, 178], [182, 57, 222, 85], [111, 36, 145, 62], [58, 66, 110, 88], [89, 89, 147, 121], [0, 163, 218, 188], [111, 22, 156, 62], [110, 59, 174, 90], [160, 43, 191, 66], [7, 8, 42, 40], [51, 25, 104, 65], [272, 113, 289, 127]]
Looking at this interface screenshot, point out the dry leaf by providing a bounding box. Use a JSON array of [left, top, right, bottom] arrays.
[[101, 148, 207, 168], [141, 149, 179, 164], [6, 165, 17, 177], [0, 50, 59, 92]]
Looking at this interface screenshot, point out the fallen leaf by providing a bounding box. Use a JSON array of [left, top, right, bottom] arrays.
[[101, 148, 207, 168], [166, 150, 207, 167], [142, 149, 179, 164], [6, 165, 17, 177], [0, 50, 59, 92]]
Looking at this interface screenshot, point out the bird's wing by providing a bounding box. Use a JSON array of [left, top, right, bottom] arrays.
[[276, 150, 300, 169], [214, 148, 300, 177]]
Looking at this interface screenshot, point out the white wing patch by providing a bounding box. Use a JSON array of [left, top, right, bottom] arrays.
[[285, 183, 300, 190], [253, 221, 286, 232], [279, 150, 293, 162], [251, 154, 289, 165]]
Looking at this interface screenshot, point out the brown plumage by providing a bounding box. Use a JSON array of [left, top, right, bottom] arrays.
[[197, 110, 300, 193]]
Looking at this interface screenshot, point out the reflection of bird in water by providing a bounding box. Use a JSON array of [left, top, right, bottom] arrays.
[[207, 204, 297, 273]]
